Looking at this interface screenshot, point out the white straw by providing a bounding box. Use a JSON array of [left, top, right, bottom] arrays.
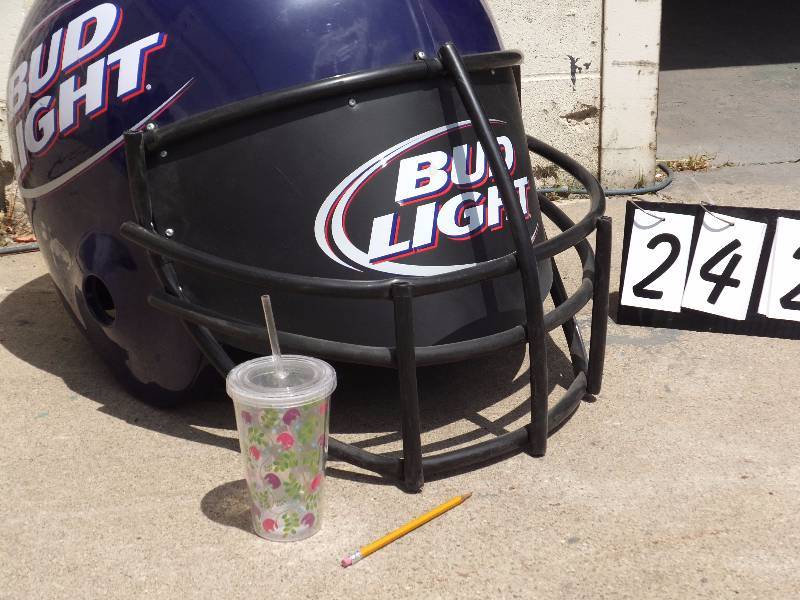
[[261, 295, 286, 379]]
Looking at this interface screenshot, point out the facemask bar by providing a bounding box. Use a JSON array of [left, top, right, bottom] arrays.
[[121, 43, 611, 492]]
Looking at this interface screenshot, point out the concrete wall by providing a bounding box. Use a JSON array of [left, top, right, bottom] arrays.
[[600, 0, 662, 187], [487, 0, 603, 180], [0, 0, 30, 212], [0, 0, 31, 167], [488, 0, 662, 187]]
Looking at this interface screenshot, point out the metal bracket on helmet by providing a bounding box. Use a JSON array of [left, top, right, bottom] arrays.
[[121, 43, 611, 492]]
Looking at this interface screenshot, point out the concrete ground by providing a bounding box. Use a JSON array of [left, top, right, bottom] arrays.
[[658, 63, 800, 167], [657, 0, 800, 169], [3, 23, 800, 597], [2, 159, 800, 598]]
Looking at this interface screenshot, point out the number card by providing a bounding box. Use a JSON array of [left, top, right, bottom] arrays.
[[758, 217, 800, 323], [619, 209, 695, 312], [681, 212, 766, 320], [617, 201, 800, 340]]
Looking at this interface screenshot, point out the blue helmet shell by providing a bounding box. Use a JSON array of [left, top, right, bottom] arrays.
[[6, 0, 508, 402]]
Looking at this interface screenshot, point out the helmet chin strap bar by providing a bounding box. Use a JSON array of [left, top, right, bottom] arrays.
[[121, 43, 611, 492]]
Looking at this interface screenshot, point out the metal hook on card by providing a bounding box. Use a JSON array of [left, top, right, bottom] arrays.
[[700, 201, 735, 228], [630, 198, 666, 223], [688, 173, 735, 228]]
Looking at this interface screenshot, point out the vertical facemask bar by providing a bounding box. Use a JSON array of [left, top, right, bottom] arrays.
[[124, 130, 236, 375], [587, 215, 612, 394], [549, 258, 587, 376], [439, 42, 550, 457], [392, 281, 424, 492]]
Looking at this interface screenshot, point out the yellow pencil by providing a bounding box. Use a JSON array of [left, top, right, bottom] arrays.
[[340, 492, 472, 567]]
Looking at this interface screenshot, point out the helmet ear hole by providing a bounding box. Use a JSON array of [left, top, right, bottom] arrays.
[[83, 275, 117, 326]]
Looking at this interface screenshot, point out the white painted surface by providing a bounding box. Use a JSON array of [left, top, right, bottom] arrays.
[[0, 0, 31, 163], [487, 0, 603, 175], [600, 0, 662, 187]]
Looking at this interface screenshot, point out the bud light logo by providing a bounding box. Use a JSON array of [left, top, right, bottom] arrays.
[[315, 120, 532, 276], [7, 2, 169, 177]]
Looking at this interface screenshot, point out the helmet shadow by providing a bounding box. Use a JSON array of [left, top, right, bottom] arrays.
[[0, 273, 578, 464]]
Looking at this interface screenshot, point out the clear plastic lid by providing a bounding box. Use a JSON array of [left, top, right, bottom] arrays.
[[226, 355, 337, 409]]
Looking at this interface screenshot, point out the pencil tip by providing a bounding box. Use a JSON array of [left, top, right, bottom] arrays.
[[462, 492, 473, 500]]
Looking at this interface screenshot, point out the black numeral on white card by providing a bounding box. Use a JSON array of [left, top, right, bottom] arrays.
[[699, 239, 742, 304], [682, 213, 766, 320], [778, 247, 800, 311], [620, 209, 696, 313], [759, 218, 800, 322], [632, 233, 681, 300]]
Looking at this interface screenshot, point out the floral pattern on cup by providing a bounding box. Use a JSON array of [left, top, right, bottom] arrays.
[[236, 398, 328, 540]]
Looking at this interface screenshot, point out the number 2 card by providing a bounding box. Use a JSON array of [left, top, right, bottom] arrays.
[[620, 209, 695, 312], [758, 217, 800, 322]]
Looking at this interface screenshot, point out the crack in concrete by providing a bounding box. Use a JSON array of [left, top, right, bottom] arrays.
[[742, 158, 800, 166], [658, 158, 800, 171]]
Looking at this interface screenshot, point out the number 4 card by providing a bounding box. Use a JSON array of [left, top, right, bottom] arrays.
[[620, 209, 695, 312], [681, 212, 767, 320]]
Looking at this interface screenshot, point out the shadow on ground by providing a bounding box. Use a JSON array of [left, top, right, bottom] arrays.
[[660, 0, 800, 70], [0, 275, 580, 470], [201, 479, 253, 533]]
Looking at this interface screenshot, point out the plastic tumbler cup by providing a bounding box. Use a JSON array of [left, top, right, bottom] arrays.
[[226, 355, 336, 541]]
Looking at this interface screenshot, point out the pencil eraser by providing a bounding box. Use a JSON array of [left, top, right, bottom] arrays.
[[341, 557, 352, 568]]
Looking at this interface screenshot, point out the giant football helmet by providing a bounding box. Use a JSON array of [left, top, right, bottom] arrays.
[[8, 0, 610, 490]]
